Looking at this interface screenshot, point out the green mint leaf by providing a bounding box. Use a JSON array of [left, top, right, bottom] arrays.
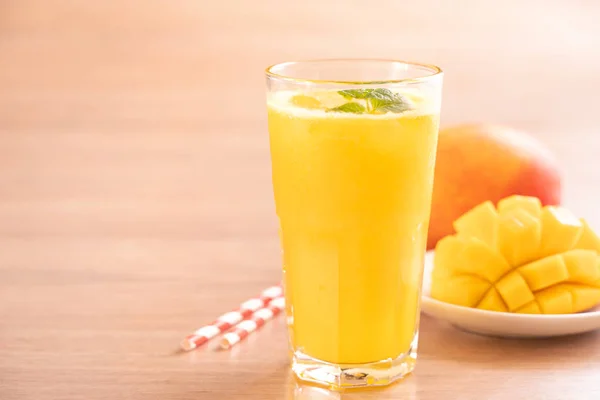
[[370, 96, 412, 113], [377, 102, 412, 113], [335, 89, 413, 114], [327, 102, 366, 113], [369, 88, 395, 101], [369, 91, 412, 114], [338, 89, 374, 100]]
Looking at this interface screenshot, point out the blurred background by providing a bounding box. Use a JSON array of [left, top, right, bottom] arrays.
[[1, 0, 599, 302], [1, 1, 600, 398], [1, 0, 598, 244], [2, 0, 600, 320]]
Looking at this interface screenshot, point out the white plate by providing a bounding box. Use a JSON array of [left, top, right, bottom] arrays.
[[421, 251, 600, 338]]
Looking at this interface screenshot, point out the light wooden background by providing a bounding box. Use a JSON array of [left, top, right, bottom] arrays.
[[1, 1, 599, 399]]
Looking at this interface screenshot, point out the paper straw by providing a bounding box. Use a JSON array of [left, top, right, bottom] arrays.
[[180, 285, 283, 351], [219, 296, 286, 349]]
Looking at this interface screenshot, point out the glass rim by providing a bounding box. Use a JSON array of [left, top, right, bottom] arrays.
[[265, 58, 443, 85]]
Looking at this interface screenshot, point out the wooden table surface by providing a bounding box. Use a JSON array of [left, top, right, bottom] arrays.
[[1, 1, 600, 399]]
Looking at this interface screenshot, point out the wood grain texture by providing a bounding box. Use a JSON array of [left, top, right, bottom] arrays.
[[1, 1, 599, 399]]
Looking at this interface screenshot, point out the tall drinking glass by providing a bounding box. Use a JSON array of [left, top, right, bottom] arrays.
[[266, 60, 443, 389]]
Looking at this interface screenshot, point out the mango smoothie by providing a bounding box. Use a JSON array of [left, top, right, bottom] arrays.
[[268, 91, 440, 365], [266, 59, 442, 389]]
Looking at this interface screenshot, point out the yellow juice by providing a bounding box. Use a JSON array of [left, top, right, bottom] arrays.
[[268, 92, 440, 365]]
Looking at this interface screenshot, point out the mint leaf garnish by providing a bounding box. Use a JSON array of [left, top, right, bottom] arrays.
[[332, 89, 412, 114], [369, 88, 395, 101], [370, 92, 412, 113], [338, 89, 374, 100], [327, 102, 366, 113], [371, 99, 412, 113]]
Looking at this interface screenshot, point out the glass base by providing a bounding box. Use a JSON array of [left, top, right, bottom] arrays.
[[291, 337, 418, 390]]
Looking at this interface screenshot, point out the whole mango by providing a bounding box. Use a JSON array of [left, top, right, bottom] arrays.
[[428, 124, 561, 249]]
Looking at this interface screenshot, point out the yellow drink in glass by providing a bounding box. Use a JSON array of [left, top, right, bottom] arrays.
[[266, 60, 443, 389]]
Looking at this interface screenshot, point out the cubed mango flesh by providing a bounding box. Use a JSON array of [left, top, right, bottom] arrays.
[[432, 196, 600, 314], [515, 301, 541, 314], [496, 208, 541, 267], [477, 287, 509, 312], [518, 254, 569, 292], [498, 195, 542, 218], [562, 250, 599, 284], [453, 201, 498, 248], [494, 271, 535, 311], [430, 275, 490, 308], [574, 219, 600, 253], [432, 235, 467, 279], [538, 207, 583, 258], [435, 235, 511, 283]]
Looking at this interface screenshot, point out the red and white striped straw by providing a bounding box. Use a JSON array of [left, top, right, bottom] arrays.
[[180, 285, 283, 351], [219, 296, 286, 350]]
